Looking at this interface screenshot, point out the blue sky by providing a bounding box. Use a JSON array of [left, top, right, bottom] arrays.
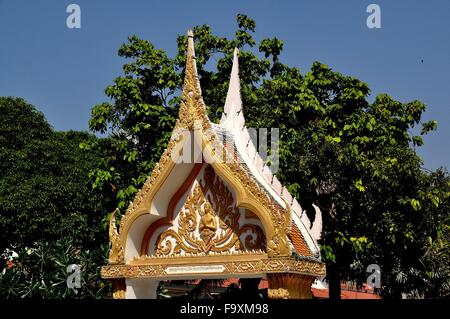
[[0, 0, 449, 170]]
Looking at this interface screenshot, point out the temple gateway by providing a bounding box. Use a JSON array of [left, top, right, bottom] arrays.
[[101, 30, 326, 299]]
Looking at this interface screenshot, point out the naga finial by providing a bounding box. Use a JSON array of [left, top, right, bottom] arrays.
[[109, 208, 124, 264]]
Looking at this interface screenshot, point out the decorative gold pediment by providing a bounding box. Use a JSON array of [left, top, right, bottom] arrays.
[[107, 30, 293, 266], [102, 29, 326, 301]]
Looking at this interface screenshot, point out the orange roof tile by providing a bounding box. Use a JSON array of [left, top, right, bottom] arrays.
[[289, 223, 313, 257]]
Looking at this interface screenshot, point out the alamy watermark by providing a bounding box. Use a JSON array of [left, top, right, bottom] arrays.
[[366, 4, 381, 29], [66, 264, 81, 293], [66, 4, 81, 29], [366, 264, 381, 289]]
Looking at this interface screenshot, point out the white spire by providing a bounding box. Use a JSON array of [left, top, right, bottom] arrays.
[[220, 48, 244, 129], [216, 43, 322, 256]]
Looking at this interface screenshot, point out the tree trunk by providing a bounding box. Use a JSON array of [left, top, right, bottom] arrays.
[[327, 263, 341, 300], [240, 278, 261, 298]]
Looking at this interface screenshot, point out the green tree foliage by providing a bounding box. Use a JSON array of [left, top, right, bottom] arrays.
[[86, 15, 450, 298], [385, 169, 450, 299], [0, 97, 111, 298], [0, 238, 110, 299]]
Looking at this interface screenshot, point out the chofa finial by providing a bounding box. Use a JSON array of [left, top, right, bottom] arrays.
[[220, 47, 244, 129]]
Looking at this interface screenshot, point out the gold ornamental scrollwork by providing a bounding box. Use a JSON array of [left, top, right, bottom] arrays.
[[101, 257, 326, 279], [267, 288, 290, 299], [178, 31, 212, 132], [221, 159, 292, 258], [108, 208, 124, 264], [155, 165, 266, 256], [267, 204, 291, 258]]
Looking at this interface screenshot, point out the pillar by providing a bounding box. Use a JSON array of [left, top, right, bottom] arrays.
[[112, 278, 126, 299], [125, 278, 160, 299], [267, 273, 315, 299]]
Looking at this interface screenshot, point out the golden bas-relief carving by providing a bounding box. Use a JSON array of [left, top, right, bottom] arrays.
[[267, 201, 292, 258], [108, 208, 124, 264], [199, 201, 218, 246], [101, 257, 326, 279], [154, 165, 266, 256]]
